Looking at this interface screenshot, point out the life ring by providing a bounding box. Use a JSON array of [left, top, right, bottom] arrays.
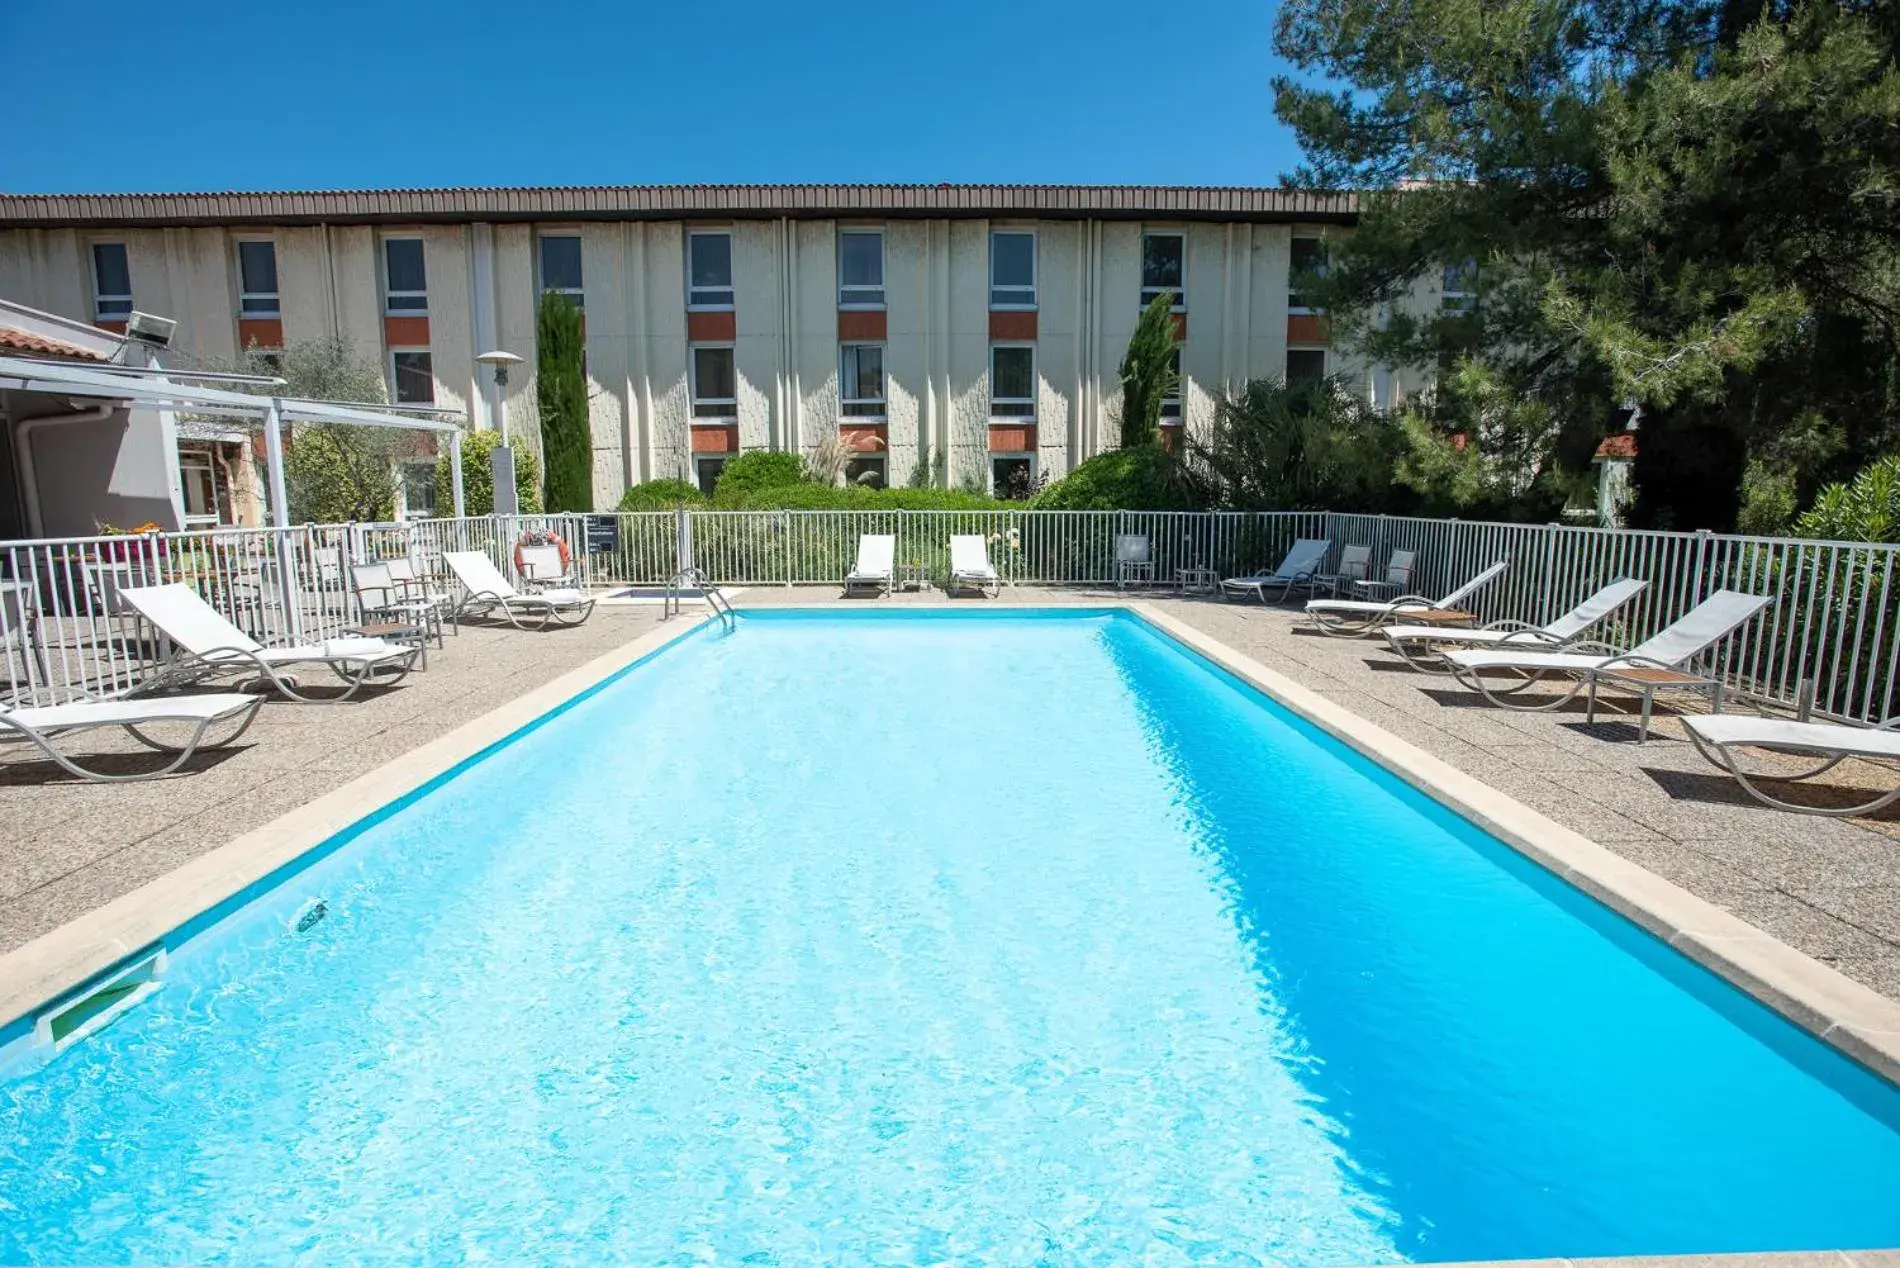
[[514, 529, 571, 576]]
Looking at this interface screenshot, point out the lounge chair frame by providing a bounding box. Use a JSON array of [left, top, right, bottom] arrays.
[[1384, 578, 1648, 673], [1683, 715, 1900, 817], [1306, 558, 1507, 638], [1220, 539, 1332, 604], [443, 552, 596, 630], [949, 536, 1001, 598], [0, 692, 263, 782]]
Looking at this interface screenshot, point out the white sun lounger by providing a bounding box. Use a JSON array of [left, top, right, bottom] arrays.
[[1305, 559, 1508, 636], [1446, 588, 1770, 739], [119, 583, 420, 702], [1382, 577, 1648, 671], [949, 535, 1001, 597], [1683, 714, 1900, 816], [1, 692, 262, 782], [1220, 538, 1331, 603], [443, 551, 596, 629], [844, 535, 896, 597]]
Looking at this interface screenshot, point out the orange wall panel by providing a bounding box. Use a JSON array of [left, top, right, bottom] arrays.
[[837, 310, 887, 341], [384, 315, 431, 347], [987, 424, 1037, 452], [988, 310, 1038, 341], [237, 318, 284, 350], [1286, 313, 1330, 345], [687, 310, 737, 341], [691, 424, 737, 454], [840, 425, 888, 453]]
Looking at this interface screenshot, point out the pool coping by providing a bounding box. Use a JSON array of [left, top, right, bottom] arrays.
[[0, 612, 714, 1042], [3, 600, 1898, 1090]]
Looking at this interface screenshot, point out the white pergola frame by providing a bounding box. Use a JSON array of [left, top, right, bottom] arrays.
[[0, 355, 469, 525]]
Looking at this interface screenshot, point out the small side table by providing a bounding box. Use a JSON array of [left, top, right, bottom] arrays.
[[897, 563, 931, 593], [1397, 607, 1477, 629], [1175, 566, 1219, 594], [351, 619, 429, 671], [1588, 665, 1722, 742]]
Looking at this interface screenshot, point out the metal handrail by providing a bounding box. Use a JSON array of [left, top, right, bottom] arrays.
[[665, 566, 734, 631]]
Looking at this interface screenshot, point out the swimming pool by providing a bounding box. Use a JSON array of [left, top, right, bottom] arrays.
[[2, 609, 1898, 1263]]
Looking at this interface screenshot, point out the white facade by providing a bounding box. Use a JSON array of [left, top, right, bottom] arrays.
[[0, 186, 1440, 509]]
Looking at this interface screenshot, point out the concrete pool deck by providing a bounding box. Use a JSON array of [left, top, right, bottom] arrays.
[[3, 587, 1898, 1077]]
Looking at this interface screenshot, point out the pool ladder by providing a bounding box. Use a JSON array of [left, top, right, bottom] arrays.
[[665, 567, 735, 631]]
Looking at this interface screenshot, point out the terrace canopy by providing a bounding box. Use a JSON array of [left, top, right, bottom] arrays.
[[0, 354, 468, 533]]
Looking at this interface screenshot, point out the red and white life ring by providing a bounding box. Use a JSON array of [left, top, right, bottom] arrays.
[[514, 530, 571, 575]]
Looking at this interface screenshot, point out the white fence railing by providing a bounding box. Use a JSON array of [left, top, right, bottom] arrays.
[[3, 510, 1897, 724]]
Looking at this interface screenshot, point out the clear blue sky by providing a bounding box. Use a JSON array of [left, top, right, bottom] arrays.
[[0, 0, 1306, 193]]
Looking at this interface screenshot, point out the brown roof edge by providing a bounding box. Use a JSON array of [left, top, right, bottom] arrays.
[[0, 184, 1361, 229]]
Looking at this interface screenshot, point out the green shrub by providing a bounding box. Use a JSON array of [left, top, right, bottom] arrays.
[[436, 428, 542, 516], [711, 451, 809, 505], [1031, 446, 1206, 510], [618, 478, 707, 511], [735, 483, 1011, 511], [1795, 455, 1900, 543]]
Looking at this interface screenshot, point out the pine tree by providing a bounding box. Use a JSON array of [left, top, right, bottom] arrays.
[[1118, 292, 1181, 449], [536, 292, 591, 512]]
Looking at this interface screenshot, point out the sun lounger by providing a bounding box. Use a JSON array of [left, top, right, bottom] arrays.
[[844, 535, 896, 597], [0, 692, 262, 782], [1445, 589, 1770, 740], [1382, 577, 1648, 671], [119, 583, 420, 702], [1683, 714, 1900, 816], [949, 535, 1001, 597], [1220, 538, 1331, 603], [442, 551, 596, 630], [1305, 559, 1507, 636]]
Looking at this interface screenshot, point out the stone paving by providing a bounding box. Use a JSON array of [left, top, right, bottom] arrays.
[[0, 606, 667, 955], [5, 583, 1897, 1008]]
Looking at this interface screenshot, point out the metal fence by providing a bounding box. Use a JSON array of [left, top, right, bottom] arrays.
[[4, 509, 1899, 725]]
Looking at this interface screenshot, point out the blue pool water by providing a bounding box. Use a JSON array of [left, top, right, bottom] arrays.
[[2, 610, 1899, 1264]]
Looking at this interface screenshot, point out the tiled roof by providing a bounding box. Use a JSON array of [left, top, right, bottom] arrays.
[[1594, 433, 1638, 460], [0, 326, 110, 361], [0, 184, 1361, 228]]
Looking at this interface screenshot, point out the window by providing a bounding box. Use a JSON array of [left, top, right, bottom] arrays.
[[384, 238, 428, 313], [1288, 236, 1327, 312], [838, 230, 884, 308], [1442, 258, 1477, 312], [1286, 348, 1327, 384], [399, 461, 438, 519], [391, 350, 435, 404], [990, 345, 1036, 418], [1161, 348, 1183, 422], [844, 456, 887, 489], [91, 243, 132, 319], [1141, 232, 1186, 310], [990, 231, 1036, 308], [840, 344, 885, 418], [540, 235, 584, 310], [694, 456, 728, 497], [691, 345, 737, 419], [235, 240, 279, 316], [688, 231, 734, 309], [991, 455, 1037, 500]]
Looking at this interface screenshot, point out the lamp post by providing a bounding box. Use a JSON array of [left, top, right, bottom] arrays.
[[475, 349, 525, 517]]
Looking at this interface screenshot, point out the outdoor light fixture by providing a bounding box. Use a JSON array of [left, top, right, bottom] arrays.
[[475, 350, 525, 516]]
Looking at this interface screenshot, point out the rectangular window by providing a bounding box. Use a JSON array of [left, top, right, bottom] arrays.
[[237, 240, 280, 316], [990, 231, 1036, 308], [391, 350, 435, 403], [399, 460, 438, 519], [688, 231, 734, 309], [91, 243, 132, 319], [691, 345, 737, 418], [1286, 348, 1327, 384], [1161, 348, 1183, 421], [838, 229, 884, 308], [1141, 231, 1186, 310], [694, 456, 728, 497], [384, 238, 428, 313], [990, 455, 1037, 500], [1288, 236, 1327, 312], [1442, 258, 1477, 312], [839, 344, 885, 418], [844, 456, 887, 489], [989, 345, 1036, 418], [539, 235, 584, 310]]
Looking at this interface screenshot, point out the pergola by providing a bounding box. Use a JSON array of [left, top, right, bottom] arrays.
[[0, 354, 469, 526]]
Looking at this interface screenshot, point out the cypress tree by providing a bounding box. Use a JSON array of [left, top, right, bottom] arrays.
[[537, 291, 591, 511]]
